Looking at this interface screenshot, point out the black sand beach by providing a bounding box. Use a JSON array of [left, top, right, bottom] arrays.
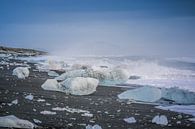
[[0, 58, 195, 129]]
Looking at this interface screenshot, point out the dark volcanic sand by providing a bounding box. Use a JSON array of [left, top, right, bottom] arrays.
[[0, 58, 194, 129]]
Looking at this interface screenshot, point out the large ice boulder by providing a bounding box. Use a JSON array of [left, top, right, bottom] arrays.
[[0, 115, 36, 129], [12, 67, 29, 79], [118, 86, 195, 104], [55, 68, 129, 85], [118, 86, 162, 102], [60, 77, 99, 95], [41, 77, 99, 95], [161, 87, 195, 104], [41, 79, 61, 92]]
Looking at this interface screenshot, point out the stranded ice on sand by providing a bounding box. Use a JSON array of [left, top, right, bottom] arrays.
[[118, 86, 162, 103], [123, 117, 136, 124], [60, 77, 99, 95], [12, 67, 29, 79], [152, 115, 168, 125], [0, 115, 36, 129], [86, 124, 102, 129], [118, 86, 195, 104], [41, 77, 99, 95], [25, 94, 34, 100]]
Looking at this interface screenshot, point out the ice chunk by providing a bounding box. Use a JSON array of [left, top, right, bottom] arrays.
[[42, 77, 98, 95], [8, 99, 18, 106], [156, 105, 195, 116], [118, 86, 162, 102], [40, 110, 56, 115], [11, 99, 18, 105], [60, 77, 99, 95], [25, 94, 34, 100], [52, 106, 93, 117], [33, 119, 42, 124], [152, 115, 168, 125], [86, 124, 102, 129], [41, 79, 61, 92], [123, 117, 136, 123], [47, 71, 59, 77], [52, 106, 90, 114], [161, 87, 195, 104], [0, 115, 35, 129], [37, 98, 45, 102], [188, 118, 195, 122], [81, 113, 93, 117], [12, 67, 29, 79], [56, 68, 129, 85]]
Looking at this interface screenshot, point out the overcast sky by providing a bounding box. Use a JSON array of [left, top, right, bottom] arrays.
[[0, 0, 195, 57]]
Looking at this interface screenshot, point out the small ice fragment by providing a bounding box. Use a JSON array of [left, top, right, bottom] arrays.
[[52, 107, 90, 114], [123, 117, 136, 124], [81, 113, 93, 117], [11, 99, 18, 105], [152, 115, 168, 125], [40, 110, 56, 115], [188, 118, 195, 122], [46, 103, 51, 106], [48, 71, 59, 77], [37, 98, 45, 102], [86, 124, 102, 129], [8, 99, 18, 106], [25, 94, 34, 100], [33, 119, 42, 124]]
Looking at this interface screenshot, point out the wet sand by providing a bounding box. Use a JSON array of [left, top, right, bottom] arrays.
[[0, 58, 194, 129]]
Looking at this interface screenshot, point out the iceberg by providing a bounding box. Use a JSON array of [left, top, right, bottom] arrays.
[[161, 87, 195, 104], [118, 86, 195, 104], [118, 86, 162, 102], [60, 77, 99, 95], [0, 115, 36, 129], [55, 68, 129, 86], [152, 115, 168, 125], [12, 67, 29, 79]]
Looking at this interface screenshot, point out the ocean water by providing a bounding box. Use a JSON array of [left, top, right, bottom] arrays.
[[20, 55, 195, 92]]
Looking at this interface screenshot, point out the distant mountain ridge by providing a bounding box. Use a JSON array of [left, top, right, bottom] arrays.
[[0, 46, 48, 56]]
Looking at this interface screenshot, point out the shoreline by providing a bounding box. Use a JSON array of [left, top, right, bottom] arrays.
[[0, 58, 194, 129]]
